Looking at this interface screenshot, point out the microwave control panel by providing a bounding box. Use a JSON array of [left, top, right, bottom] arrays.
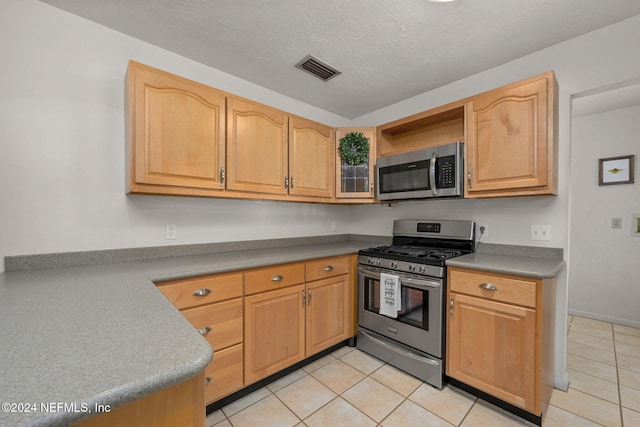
[[437, 155, 456, 188]]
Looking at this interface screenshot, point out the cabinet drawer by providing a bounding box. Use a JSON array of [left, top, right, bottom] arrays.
[[205, 343, 244, 404], [182, 298, 243, 350], [244, 263, 305, 295], [156, 272, 243, 309], [306, 256, 350, 281], [449, 268, 537, 308]]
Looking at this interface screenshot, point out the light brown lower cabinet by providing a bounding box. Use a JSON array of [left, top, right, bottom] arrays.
[[244, 256, 354, 385], [156, 255, 356, 407], [446, 267, 556, 417]]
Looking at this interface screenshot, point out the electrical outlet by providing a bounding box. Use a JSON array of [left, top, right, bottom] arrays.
[[530, 225, 551, 241], [611, 217, 622, 229], [165, 224, 177, 240], [478, 224, 488, 239]]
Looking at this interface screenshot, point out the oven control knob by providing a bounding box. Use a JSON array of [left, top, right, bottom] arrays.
[[375, 258, 381, 266], [418, 265, 426, 274], [390, 261, 398, 269], [408, 264, 416, 272], [367, 257, 374, 265]]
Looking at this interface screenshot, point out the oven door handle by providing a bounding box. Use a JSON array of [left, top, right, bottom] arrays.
[[358, 267, 441, 289], [401, 277, 441, 289], [359, 330, 440, 366]]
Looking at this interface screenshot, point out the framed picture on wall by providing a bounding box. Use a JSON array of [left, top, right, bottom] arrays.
[[599, 155, 635, 186]]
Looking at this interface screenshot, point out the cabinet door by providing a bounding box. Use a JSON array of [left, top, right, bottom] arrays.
[[289, 116, 335, 198], [244, 285, 305, 384], [465, 72, 556, 197], [128, 61, 225, 191], [447, 292, 536, 412], [306, 275, 351, 356], [227, 97, 288, 195], [335, 128, 376, 199]]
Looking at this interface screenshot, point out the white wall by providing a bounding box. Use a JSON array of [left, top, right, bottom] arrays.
[[569, 101, 640, 327], [0, 0, 352, 271]]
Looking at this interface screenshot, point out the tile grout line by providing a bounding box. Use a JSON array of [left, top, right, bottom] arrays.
[[613, 327, 625, 427]]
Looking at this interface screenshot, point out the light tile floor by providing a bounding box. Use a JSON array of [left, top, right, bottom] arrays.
[[206, 316, 640, 426]]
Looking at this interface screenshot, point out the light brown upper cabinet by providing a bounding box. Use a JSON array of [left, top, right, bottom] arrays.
[[465, 72, 558, 198], [126, 61, 226, 196], [226, 97, 289, 195], [335, 128, 376, 201], [289, 116, 335, 198]]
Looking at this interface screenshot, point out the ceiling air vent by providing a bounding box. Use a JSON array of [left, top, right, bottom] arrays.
[[295, 55, 341, 82]]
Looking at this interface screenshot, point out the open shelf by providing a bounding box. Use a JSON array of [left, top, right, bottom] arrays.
[[377, 103, 465, 157]]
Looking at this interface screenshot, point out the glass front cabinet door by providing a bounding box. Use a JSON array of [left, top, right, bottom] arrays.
[[335, 128, 376, 200]]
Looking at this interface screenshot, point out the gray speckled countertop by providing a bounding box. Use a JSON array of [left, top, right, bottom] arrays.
[[446, 243, 565, 278], [0, 238, 379, 427]]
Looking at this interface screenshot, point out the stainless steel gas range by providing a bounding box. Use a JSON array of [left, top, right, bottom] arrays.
[[357, 219, 475, 388]]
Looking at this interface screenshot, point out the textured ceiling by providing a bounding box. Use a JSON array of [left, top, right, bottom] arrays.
[[39, 0, 640, 119]]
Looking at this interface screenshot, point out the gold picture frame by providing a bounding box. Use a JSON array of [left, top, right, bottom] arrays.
[[599, 155, 634, 186]]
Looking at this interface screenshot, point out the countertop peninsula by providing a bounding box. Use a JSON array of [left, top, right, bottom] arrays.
[[0, 237, 377, 427]]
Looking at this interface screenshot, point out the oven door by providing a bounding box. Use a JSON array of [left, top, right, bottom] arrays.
[[357, 266, 443, 357]]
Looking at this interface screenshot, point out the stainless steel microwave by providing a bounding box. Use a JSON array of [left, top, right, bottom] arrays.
[[375, 142, 464, 201]]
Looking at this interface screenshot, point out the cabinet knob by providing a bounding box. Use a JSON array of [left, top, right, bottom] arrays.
[[197, 326, 212, 336], [220, 167, 225, 186], [324, 266, 333, 271], [479, 283, 498, 291], [467, 169, 473, 188], [271, 275, 284, 282], [449, 299, 454, 317], [192, 288, 212, 297], [205, 377, 213, 385]]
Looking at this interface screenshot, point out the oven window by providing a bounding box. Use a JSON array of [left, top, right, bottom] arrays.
[[363, 276, 429, 330]]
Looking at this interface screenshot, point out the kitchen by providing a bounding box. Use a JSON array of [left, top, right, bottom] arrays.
[[1, 1, 639, 426]]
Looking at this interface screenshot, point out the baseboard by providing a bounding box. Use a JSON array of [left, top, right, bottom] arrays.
[[568, 309, 640, 329], [553, 371, 569, 391]]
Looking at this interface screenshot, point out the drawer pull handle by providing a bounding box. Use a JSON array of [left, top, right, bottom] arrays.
[[197, 326, 212, 336], [192, 288, 212, 297], [205, 377, 213, 385], [324, 266, 334, 271], [479, 283, 498, 291], [271, 275, 284, 282]]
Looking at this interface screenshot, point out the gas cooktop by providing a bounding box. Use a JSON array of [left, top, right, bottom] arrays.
[[358, 219, 476, 273]]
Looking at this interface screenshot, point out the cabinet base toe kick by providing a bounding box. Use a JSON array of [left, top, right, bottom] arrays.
[[448, 378, 542, 426]]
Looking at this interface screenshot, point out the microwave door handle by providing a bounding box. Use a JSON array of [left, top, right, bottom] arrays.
[[430, 152, 438, 196]]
